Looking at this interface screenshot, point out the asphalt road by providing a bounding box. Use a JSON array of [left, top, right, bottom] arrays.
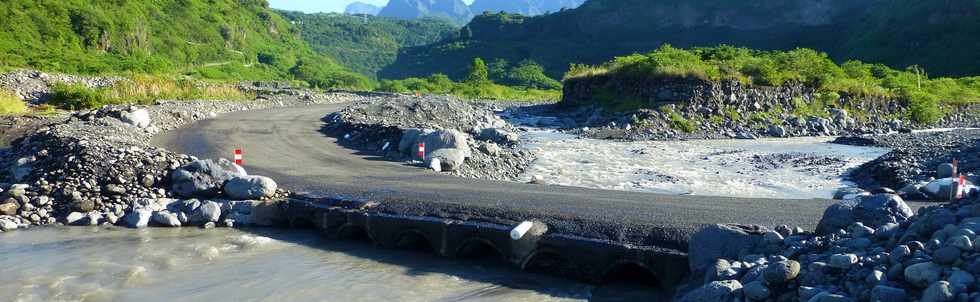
[[154, 103, 839, 252]]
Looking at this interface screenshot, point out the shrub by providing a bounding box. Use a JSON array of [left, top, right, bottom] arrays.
[[51, 83, 110, 110]]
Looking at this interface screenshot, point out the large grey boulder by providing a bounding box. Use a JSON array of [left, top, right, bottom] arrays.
[[904, 261, 942, 288], [171, 159, 244, 198], [426, 148, 466, 171], [10, 157, 35, 182], [152, 211, 181, 227], [815, 194, 914, 235], [200, 201, 222, 222], [224, 175, 277, 200], [124, 209, 152, 228], [120, 108, 151, 128], [688, 224, 764, 273], [921, 178, 973, 201], [679, 280, 743, 302]]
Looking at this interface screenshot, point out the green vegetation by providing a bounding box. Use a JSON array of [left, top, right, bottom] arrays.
[[278, 12, 456, 78], [0, 90, 28, 115], [378, 57, 559, 102], [566, 45, 980, 124], [0, 0, 369, 89], [383, 0, 980, 83], [50, 76, 252, 110], [666, 109, 697, 133]]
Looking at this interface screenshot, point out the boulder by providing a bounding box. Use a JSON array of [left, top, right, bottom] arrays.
[[224, 175, 277, 200], [815, 194, 914, 235], [65, 212, 86, 225], [479, 142, 501, 156], [870, 285, 907, 302], [763, 260, 800, 284], [904, 262, 942, 288], [171, 159, 244, 198], [0, 201, 18, 216], [418, 129, 470, 159], [679, 280, 743, 302], [426, 148, 466, 171], [398, 128, 428, 154], [120, 108, 151, 128], [124, 209, 152, 228], [152, 211, 181, 227], [200, 201, 222, 223], [688, 224, 764, 273], [921, 281, 954, 302], [922, 178, 973, 201], [767, 124, 786, 138], [937, 163, 956, 179], [0, 217, 17, 231]]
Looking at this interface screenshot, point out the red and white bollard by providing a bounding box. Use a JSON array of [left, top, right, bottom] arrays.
[[958, 175, 966, 200], [234, 149, 243, 166], [418, 143, 425, 161]]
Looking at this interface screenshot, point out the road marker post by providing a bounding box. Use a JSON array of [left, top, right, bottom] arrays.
[[234, 149, 243, 166], [418, 143, 425, 162], [958, 174, 966, 200]]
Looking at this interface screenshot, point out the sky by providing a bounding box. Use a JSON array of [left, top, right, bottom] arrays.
[[269, 0, 474, 13]]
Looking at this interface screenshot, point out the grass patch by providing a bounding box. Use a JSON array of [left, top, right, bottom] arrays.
[[662, 107, 696, 133], [0, 90, 28, 115], [50, 76, 253, 110]]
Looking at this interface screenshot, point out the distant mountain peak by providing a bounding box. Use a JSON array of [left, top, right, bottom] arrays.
[[470, 0, 585, 16], [379, 0, 474, 24], [345, 1, 382, 16]]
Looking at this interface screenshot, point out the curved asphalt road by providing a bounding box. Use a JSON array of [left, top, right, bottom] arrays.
[[154, 103, 838, 252]]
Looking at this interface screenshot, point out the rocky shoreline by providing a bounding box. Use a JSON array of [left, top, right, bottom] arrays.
[[0, 86, 373, 232]]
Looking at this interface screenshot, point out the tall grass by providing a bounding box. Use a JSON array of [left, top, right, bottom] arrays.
[[50, 76, 253, 110], [0, 90, 28, 115]]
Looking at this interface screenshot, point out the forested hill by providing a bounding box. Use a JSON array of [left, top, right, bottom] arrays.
[[381, 0, 980, 81], [278, 12, 457, 79], [0, 0, 369, 89]]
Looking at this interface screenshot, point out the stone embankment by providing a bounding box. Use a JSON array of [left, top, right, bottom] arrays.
[[0, 69, 122, 104], [681, 185, 980, 302], [0, 87, 372, 232], [323, 95, 534, 181], [557, 76, 980, 141]]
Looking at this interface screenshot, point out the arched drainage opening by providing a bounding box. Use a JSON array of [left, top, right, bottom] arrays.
[[591, 262, 668, 302], [338, 225, 370, 241], [456, 239, 504, 262], [394, 230, 437, 254], [522, 250, 575, 277], [601, 262, 660, 287]]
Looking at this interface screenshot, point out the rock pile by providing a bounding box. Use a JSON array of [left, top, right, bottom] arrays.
[[682, 191, 980, 302], [325, 95, 534, 181], [837, 129, 980, 196], [0, 89, 370, 232], [0, 69, 122, 104]]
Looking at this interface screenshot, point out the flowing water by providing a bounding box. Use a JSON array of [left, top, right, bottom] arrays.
[[0, 227, 664, 302], [521, 130, 889, 199]]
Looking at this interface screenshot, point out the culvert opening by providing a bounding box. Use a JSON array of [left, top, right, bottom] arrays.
[[394, 231, 437, 253], [601, 263, 660, 287], [523, 251, 576, 277], [456, 239, 504, 262], [338, 225, 370, 241]]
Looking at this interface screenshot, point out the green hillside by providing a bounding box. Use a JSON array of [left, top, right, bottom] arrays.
[[278, 11, 457, 78], [0, 0, 369, 89], [380, 0, 980, 81]]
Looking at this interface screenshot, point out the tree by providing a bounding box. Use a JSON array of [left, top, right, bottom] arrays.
[[465, 57, 489, 84]]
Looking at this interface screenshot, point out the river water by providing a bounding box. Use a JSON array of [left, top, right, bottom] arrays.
[[0, 227, 662, 302], [521, 131, 889, 199]]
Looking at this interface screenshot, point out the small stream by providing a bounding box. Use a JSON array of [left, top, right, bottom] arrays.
[[0, 227, 664, 302]]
